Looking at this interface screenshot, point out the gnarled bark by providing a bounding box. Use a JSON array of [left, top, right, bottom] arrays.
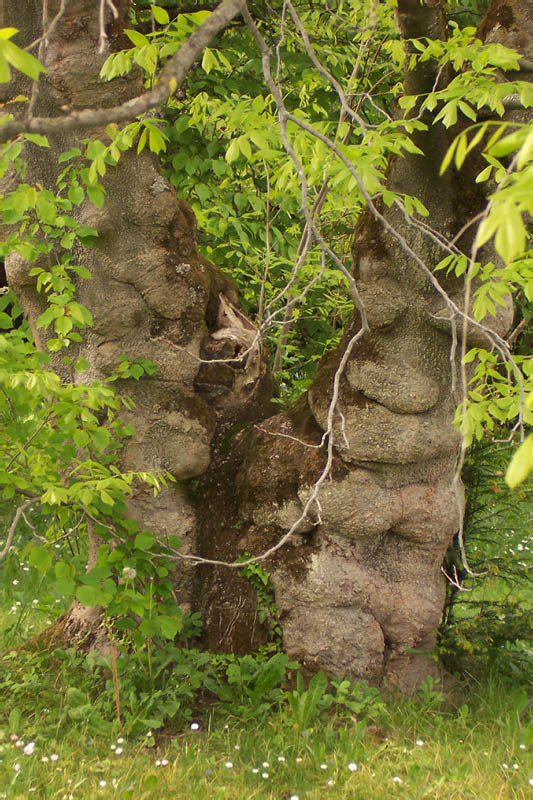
[[196, 0, 527, 691], [2, 0, 530, 689]]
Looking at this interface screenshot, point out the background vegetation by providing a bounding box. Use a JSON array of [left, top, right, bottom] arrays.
[[0, 0, 531, 796]]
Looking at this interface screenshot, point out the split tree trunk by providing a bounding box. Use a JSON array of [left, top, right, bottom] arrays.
[[2, 0, 530, 688]]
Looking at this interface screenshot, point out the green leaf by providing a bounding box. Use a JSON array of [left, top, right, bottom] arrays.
[[488, 129, 527, 158], [494, 205, 526, 264], [68, 185, 84, 205], [225, 138, 240, 163], [29, 545, 53, 573], [76, 585, 104, 607], [91, 427, 111, 451], [0, 28, 18, 40], [0, 38, 45, 80], [124, 29, 150, 47], [151, 5, 169, 24], [0, 311, 13, 328], [505, 434, 533, 489], [55, 561, 73, 579], [134, 532, 155, 550], [24, 133, 49, 147], [157, 615, 181, 639], [143, 774, 159, 791], [0, 50, 10, 82], [202, 47, 219, 74], [73, 428, 89, 447], [70, 263, 93, 278], [148, 126, 166, 154], [74, 357, 90, 372], [137, 128, 147, 154], [87, 185, 105, 208], [168, 535, 182, 550], [58, 147, 82, 163], [238, 134, 252, 162], [8, 708, 22, 735]]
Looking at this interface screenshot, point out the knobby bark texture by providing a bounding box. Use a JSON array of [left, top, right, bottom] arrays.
[[2, 0, 274, 646], [2, 0, 530, 686], [195, 0, 528, 691]]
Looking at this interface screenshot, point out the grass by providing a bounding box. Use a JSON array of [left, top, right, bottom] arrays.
[[0, 641, 531, 799], [0, 455, 531, 799]]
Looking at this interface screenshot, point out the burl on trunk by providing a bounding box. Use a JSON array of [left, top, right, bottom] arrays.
[[4, 0, 529, 689]]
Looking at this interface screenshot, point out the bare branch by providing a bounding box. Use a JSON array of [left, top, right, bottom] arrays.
[[0, 0, 246, 143], [98, 0, 119, 55], [0, 498, 38, 562], [26, 0, 67, 52]]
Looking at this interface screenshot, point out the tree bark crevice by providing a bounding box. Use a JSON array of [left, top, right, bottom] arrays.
[[2, 0, 530, 689]]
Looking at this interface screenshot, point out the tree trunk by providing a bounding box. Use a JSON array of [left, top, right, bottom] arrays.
[[194, 0, 526, 691], [2, 0, 530, 689]]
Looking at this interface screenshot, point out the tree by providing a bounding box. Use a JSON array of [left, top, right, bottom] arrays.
[[0, 0, 531, 691]]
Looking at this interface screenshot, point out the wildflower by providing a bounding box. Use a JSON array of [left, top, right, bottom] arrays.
[[110, 745, 116, 751], [296, 757, 303, 763], [320, 763, 328, 770], [290, 796, 299, 800], [326, 779, 335, 786], [23, 742, 35, 755], [528, 778, 533, 787], [117, 737, 124, 744], [225, 761, 233, 769], [262, 761, 269, 768], [161, 759, 169, 767], [502, 763, 509, 769], [15, 740, 24, 748], [513, 763, 519, 770], [99, 780, 106, 788], [32, 599, 38, 605], [278, 756, 286, 762], [9, 734, 18, 741], [115, 747, 123, 756], [190, 722, 200, 731], [51, 754, 59, 761], [348, 762, 358, 772], [252, 768, 259, 774], [122, 567, 137, 581], [415, 739, 424, 746], [519, 744, 526, 750], [13, 763, 20, 772], [234, 745, 240, 750], [262, 773, 269, 779], [393, 776, 403, 784], [41, 756, 49, 763], [12, 579, 18, 585]]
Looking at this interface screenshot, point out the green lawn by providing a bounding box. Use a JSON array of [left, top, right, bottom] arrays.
[[0, 648, 531, 799]]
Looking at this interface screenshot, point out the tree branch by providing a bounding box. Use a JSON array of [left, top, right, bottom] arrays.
[[0, 498, 38, 562], [0, 0, 246, 143]]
